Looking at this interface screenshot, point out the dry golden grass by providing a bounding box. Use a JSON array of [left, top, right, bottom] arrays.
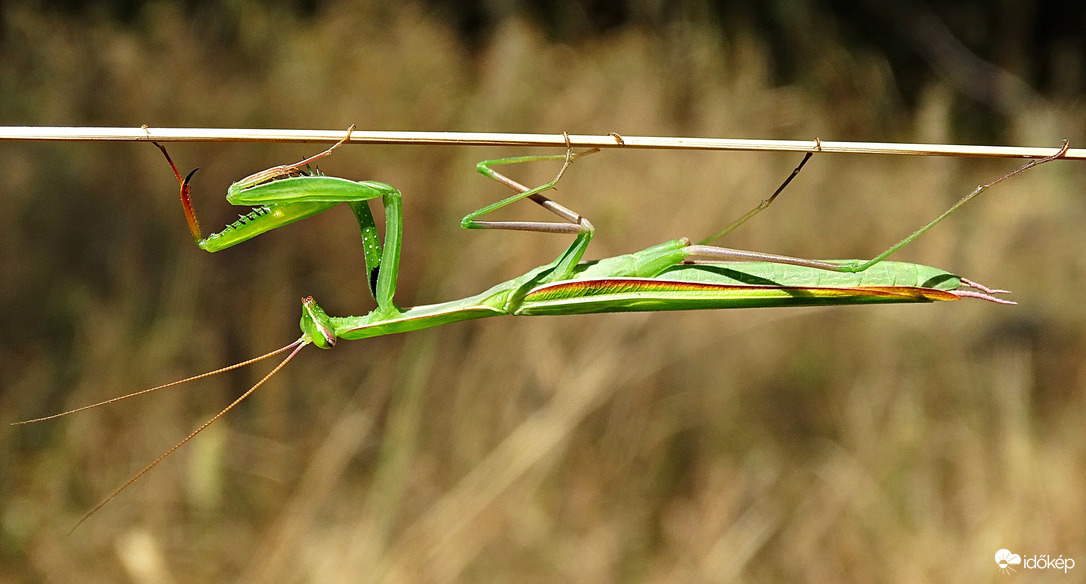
[[2, 3, 1085, 583]]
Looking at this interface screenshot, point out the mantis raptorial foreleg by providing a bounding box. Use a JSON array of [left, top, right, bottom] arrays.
[[156, 126, 404, 313]]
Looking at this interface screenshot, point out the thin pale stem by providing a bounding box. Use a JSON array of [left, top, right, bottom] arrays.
[[0, 127, 1080, 159]]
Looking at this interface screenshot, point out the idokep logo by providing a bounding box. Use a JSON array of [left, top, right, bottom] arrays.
[[995, 548, 1075, 575], [995, 549, 1021, 574]]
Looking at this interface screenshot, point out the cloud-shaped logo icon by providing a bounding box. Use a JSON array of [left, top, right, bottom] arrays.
[[995, 549, 1022, 574]]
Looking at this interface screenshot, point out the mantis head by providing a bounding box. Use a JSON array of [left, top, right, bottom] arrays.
[[300, 296, 337, 349]]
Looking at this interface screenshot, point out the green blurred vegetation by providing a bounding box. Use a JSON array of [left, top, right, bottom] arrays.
[[1, 1, 1084, 582]]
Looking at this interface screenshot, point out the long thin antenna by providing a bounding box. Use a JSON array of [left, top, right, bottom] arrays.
[[11, 340, 304, 426], [68, 338, 310, 533], [0, 126, 1081, 160]]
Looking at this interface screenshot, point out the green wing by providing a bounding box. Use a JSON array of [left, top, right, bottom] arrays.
[[518, 261, 962, 316]]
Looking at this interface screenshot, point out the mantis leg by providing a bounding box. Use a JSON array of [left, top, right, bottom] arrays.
[[155, 134, 404, 313], [676, 142, 840, 271], [221, 182, 404, 314], [461, 133, 602, 279], [460, 133, 598, 235], [688, 140, 1069, 273], [826, 140, 1068, 272], [231, 125, 357, 190], [699, 141, 820, 245]]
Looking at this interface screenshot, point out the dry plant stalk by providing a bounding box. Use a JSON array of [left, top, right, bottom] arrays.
[[0, 125, 1080, 160]]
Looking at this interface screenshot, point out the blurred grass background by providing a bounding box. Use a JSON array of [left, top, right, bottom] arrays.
[[2, 1, 1085, 582]]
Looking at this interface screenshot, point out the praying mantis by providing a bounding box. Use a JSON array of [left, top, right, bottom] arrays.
[[17, 127, 1068, 529]]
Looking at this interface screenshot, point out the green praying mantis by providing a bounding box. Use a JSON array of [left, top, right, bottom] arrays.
[[18, 127, 1068, 528]]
